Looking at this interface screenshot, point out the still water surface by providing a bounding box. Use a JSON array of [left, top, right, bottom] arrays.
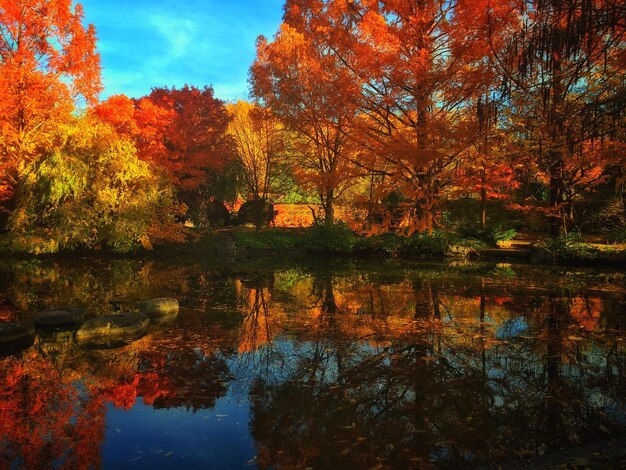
[[0, 256, 624, 468]]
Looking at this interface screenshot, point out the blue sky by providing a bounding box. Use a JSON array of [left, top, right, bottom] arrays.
[[80, 0, 284, 102]]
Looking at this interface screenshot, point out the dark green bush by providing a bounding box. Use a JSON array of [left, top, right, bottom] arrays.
[[233, 229, 300, 251], [355, 231, 449, 257], [400, 231, 449, 257], [607, 226, 626, 244], [538, 233, 597, 260], [457, 224, 517, 246], [449, 237, 488, 250], [304, 222, 356, 254], [579, 198, 625, 235], [442, 199, 544, 235]]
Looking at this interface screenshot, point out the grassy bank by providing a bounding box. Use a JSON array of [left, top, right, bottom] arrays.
[[2, 225, 625, 268], [192, 225, 626, 268], [172, 225, 626, 267], [186, 225, 451, 258], [534, 234, 626, 267]]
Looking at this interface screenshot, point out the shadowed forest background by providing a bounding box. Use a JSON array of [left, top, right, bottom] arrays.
[[0, 0, 624, 259]]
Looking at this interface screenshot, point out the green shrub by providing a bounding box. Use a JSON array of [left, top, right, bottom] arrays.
[[354, 231, 449, 257], [354, 232, 402, 256], [400, 231, 449, 256], [607, 226, 626, 244], [449, 237, 488, 250], [233, 229, 300, 251], [580, 198, 625, 235], [303, 222, 356, 254], [538, 233, 597, 260], [457, 224, 517, 246]]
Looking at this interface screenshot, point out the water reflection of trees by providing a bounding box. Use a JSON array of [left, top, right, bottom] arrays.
[[244, 271, 626, 468], [1, 346, 111, 468], [0, 337, 234, 468], [1, 259, 192, 316], [0, 259, 624, 467]]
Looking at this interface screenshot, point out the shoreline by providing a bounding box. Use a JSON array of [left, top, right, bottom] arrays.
[[1, 228, 625, 270]]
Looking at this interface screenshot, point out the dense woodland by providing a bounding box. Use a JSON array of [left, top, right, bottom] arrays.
[[0, 0, 624, 254]]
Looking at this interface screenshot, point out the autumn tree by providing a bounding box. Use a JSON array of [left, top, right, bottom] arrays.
[[491, 0, 626, 235], [264, 0, 516, 233], [251, 23, 362, 225], [8, 116, 181, 253], [92, 94, 173, 166], [146, 86, 236, 223], [94, 88, 236, 224], [227, 100, 285, 203], [146, 85, 232, 191], [454, 95, 519, 230], [0, 0, 101, 211]]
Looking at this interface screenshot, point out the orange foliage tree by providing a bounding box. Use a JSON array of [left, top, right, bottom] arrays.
[[454, 94, 519, 229], [0, 0, 101, 209], [92, 94, 173, 170], [251, 22, 363, 225], [255, 0, 516, 233]]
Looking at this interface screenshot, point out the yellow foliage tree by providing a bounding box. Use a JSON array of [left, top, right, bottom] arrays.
[[8, 116, 182, 253], [227, 101, 285, 201]]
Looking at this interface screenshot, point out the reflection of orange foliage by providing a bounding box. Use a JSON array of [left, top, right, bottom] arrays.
[[138, 371, 173, 406], [569, 297, 602, 331], [237, 284, 279, 353], [0, 341, 184, 468], [298, 280, 422, 346], [101, 374, 140, 410]]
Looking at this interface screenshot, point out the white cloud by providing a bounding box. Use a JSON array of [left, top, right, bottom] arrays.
[[148, 14, 198, 59]]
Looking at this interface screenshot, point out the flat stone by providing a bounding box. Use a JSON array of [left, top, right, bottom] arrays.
[[140, 298, 179, 316], [76, 313, 149, 347]]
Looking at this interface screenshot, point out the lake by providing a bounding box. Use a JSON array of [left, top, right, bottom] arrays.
[[0, 256, 624, 468]]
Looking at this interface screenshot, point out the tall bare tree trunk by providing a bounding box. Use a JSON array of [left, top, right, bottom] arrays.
[[480, 168, 487, 229], [323, 187, 334, 226]]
